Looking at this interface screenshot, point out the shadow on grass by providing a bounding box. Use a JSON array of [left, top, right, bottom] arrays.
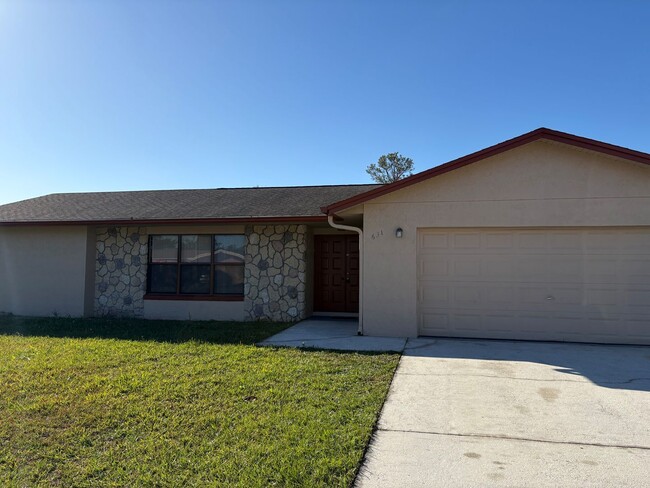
[[0, 315, 292, 345], [261, 344, 400, 357]]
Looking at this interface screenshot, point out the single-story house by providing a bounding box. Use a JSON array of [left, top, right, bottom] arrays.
[[1, 128, 649, 344]]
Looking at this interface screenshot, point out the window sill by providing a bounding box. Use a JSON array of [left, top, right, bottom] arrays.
[[144, 294, 244, 302]]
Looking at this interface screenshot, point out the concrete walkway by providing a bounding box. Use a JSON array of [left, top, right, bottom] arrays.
[[258, 318, 407, 352], [356, 338, 650, 487]]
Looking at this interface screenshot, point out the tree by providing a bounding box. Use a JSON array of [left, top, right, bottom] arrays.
[[366, 152, 414, 184]]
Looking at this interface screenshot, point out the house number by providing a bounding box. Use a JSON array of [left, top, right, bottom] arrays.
[[371, 229, 384, 240]]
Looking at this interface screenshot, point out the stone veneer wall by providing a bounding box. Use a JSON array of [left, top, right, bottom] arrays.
[[95, 226, 148, 317], [245, 224, 307, 321]]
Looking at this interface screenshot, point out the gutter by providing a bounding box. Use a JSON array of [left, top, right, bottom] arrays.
[[326, 214, 364, 336]]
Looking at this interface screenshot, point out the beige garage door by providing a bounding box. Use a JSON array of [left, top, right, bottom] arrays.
[[417, 228, 650, 344]]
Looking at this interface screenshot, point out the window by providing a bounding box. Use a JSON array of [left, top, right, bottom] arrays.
[[214, 235, 246, 295], [147, 234, 246, 299], [180, 235, 211, 294]]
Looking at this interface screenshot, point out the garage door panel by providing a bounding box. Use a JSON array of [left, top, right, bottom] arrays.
[[583, 286, 620, 306], [420, 310, 449, 332], [483, 285, 517, 307], [518, 232, 548, 250], [580, 316, 622, 336], [453, 233, 481, 249], [421, 256, 449, 277], [584, 258, 619, 283], [549, 257, 584, 281], [481, 256, 514, 278], [454, 258, 481, 278], [549, 232, 583, 252], [453, 313, 484, 331], [518, 314, 554, 334], [450, 285, 520, 311], [420, 233, 449, 250], [550, 286, 584, 306], [583, 232, 620, 251], [519, 286, 549, 308], [482, 314, 518, 332], [622, 259, 650, 283], [621, 232, 650, 251], [627, 316, 650, 339], [453, 285, 481, 307], [553, 315, 587, 335], [626, 288, 650, 309], [517, 257, 548, 280], [420, 283, 449, 306], [418, 228, 650, 345], [485, 232, 513, 249]]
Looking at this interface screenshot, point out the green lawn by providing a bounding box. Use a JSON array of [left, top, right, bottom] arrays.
[[0, 316, 399, 487]]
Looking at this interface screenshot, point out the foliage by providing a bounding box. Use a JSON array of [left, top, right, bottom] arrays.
[[0, 316, 399, 487], [366, 152, 414, 183]]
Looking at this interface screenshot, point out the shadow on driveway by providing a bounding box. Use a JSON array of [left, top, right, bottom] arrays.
[[404, 337, 650, 392]]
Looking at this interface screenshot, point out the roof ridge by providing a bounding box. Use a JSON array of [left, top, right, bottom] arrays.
[[35, 183, 382, 199]]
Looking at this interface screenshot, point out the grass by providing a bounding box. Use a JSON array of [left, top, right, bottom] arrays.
[[0, 316, 399, 487]]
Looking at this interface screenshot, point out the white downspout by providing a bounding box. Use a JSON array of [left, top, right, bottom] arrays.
[[327, 214, 364, 335]]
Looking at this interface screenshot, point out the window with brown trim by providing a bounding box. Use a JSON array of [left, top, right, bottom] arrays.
[[147, 234, 245, 299]]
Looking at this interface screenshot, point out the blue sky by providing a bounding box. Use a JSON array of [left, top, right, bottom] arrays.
[[1, 0, 649, 205]]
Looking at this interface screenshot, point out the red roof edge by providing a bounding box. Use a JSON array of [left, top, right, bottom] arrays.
[[322, 127, 650, 215]]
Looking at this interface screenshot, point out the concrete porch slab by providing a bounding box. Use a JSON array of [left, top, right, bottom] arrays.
[[258, 318, 407, 352]]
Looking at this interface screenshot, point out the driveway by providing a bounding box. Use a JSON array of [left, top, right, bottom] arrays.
[[356, 338, 650, 487]]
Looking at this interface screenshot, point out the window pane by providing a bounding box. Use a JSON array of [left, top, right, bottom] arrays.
[[181, 235, 212, 263], [180, 265, 211, 294], [214, 265, 244, 295], [149, 264, 178, 293], [151, 235, 178, 263], [214, 235, 246, 264]]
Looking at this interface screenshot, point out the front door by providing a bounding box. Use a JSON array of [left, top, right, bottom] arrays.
[[314, 235, 359, 313]]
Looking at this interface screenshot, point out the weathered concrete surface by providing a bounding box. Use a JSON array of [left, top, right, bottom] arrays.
[[258, 319, 407, 352], [357, 338, 650, 487], [357, 430, 650, 488]]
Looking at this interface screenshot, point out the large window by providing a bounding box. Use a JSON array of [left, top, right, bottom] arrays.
[[147, 234, 246, 298]]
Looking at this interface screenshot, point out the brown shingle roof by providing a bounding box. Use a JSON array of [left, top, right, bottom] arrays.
[[0, 184, 381, 225]]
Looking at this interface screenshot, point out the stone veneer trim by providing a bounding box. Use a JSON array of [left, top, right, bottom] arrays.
[[244, 224, 307, 322], [94, 226, 148, 317]]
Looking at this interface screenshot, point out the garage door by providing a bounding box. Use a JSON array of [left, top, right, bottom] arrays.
[[417, 228, 650, 344]]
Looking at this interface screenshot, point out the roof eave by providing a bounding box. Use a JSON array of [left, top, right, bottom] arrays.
[[0, 215, 329, 227]]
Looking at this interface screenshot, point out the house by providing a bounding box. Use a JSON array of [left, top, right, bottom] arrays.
[[1, 128, 649, 344]]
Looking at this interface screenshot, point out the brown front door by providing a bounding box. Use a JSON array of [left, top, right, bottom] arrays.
[[314, 235, 359, 313]]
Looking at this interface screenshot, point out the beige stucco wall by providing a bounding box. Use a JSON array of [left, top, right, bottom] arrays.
[[361, 141, 650, 337], [0, 225, 94, 317], [143, 300, 245, 321]]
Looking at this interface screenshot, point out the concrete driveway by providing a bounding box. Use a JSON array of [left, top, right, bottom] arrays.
[[356, 338, 650, 487]]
